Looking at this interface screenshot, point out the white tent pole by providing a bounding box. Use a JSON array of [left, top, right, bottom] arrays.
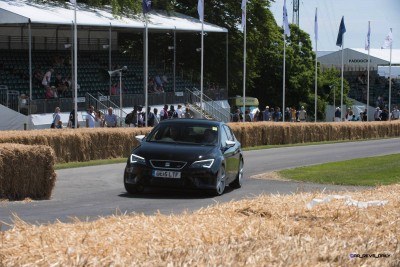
[[226, 32, 229, 99], [388, 28, 392, 117], [173, 27, 176, 94], [28, 21, 32, 129], [200, 18, 204, 118], [243, 8, 246, 123], [282, 35, 286, 122], [144, 15, 149, 127], [73, 0, 78, 129], [314, 33, 318, 122], [366, 21, 370, 121], [109, 23, 112, 96]]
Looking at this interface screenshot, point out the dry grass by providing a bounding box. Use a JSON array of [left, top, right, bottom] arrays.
[[1, 185, 399, 266]]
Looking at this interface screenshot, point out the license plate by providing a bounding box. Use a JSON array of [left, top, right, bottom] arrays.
[[152, 170, 181, 179]]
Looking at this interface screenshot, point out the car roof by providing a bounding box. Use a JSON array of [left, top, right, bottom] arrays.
[[158, 119, 222, 126]]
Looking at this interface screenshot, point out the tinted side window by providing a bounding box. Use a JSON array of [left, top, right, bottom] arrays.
[[223, 125, 234, 141]]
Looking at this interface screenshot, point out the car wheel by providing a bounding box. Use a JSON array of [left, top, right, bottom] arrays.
[[212, 165, 226, 196], [230, 158, 243, 189], [124, 181, 144, 194]]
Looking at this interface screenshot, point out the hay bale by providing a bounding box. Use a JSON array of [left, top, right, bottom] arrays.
[[0, 143, 56, 200], [0, 185, 398, 266]]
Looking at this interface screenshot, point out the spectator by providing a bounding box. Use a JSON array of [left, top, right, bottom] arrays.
[[298, 106, 307, 122], [175, 104, 183, 118], [54, 73, 68, 97], [391, 106, 399, 120], [244, 109, 252, 122], [147, 106, 155, 127], [232, 108, 242, 122], [334, 107, 341, 122], [168, 105, 175, 119], [104, 107, 118, 127], [374, 107, 382, 121], [346, 110, 354, 121], [68, 108, 77, 128], [42, 68, 54, 90], [263, 106, 271, 121], [45, 86, 58, 99], [95, 110, 104, 127], [284, 107, 291, 122], [361, 109, 368, 122], [274, 107, 282, 122], [51, 107, 62, 129], [159, 104, 169, 121], [290, 107, 297, 122], [85, 105, 96, 128], [153, 108, 160, 126], [380, 108, 389, 121], [184, 104, 193, 119]]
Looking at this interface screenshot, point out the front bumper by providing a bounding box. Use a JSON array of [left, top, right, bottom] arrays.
[[124, 163, 218, 190]]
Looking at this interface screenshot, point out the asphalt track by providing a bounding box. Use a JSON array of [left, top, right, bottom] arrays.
[[1, 138, 399, 230]]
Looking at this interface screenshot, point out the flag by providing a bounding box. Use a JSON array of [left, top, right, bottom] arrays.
[[241, 0, 247, 30], [381, 29, 393, 49], [314, 8, 318, 41], [365, 22, 371, 50], [283, 0, 290, 37], [198, 0, 204, 22], [336, 16, 346, 47], [142, 0, 151, 14], [70, 0, 76, 4]]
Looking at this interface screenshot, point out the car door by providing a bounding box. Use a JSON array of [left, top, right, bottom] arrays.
[[221, 125, 240, 182]]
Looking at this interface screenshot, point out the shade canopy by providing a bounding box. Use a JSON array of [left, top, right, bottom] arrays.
[[0, 0, 228, 33]]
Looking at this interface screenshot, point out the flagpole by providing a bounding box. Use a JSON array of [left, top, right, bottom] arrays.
[[200, 9, 204, 118], [388, 28, 392, 117], [283, 35, 286, 123], [340, 39, 344, 122], [73, 0, 78, 129], [314, 8, 318, 123], [144, 14, 148, 127], [366, 21, 370, 121], [243, 4, 246, 123]]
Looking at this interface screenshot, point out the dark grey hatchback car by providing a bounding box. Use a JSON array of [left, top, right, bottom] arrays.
[[124, 119, 244, 196]]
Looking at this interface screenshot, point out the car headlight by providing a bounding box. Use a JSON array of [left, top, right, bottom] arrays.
[[130, 154, 145, 164], [191, 159, 214, 168]]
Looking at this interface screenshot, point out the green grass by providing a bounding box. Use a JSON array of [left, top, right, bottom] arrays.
[[278, 154, 400, 186], [55, 158, 127, 170]]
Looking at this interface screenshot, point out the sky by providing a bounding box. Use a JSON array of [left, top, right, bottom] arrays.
[[269, 0, 400, 52]]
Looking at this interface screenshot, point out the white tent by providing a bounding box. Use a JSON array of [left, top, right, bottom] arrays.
[[0, 0, 227, 33]]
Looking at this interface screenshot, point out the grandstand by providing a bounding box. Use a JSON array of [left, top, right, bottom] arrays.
[[0, 0, 230, 129], [318, 48, 400, 109]]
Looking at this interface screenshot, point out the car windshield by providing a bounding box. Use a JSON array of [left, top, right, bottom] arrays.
[[147, 123, 219, 145]]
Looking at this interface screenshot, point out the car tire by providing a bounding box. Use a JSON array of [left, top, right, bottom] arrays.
[[230, 158, 243, 189], [124, 182, 144, 194], [212, 165, 226, 196]]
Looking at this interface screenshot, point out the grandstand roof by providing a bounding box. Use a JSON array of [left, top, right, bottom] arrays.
[[0, 0, 227, 33]]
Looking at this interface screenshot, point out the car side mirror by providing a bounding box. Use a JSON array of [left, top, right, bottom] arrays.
[[225, 140, 236, 148], [135, 135, 146, 143]]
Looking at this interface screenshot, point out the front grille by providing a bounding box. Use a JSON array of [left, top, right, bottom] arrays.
[[150, 160, 187, 170]]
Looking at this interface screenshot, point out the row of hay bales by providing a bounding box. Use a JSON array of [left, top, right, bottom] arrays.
[[0, 121, 399, 164], [0, 144, 56, 200]]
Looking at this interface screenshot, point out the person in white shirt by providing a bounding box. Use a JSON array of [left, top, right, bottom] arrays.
[[86, 105, 96, 128], [104, 107, 118, 127], [175, 104, 183, 118], [391, 106, 399, 120]]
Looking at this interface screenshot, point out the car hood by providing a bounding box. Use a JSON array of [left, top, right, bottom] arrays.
[[133, 142, 217, 162]]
